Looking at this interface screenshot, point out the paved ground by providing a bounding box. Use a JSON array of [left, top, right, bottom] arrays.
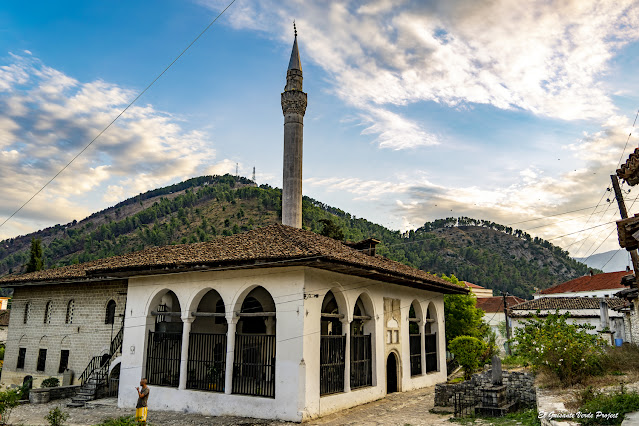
[[6, 385, 453, 425]]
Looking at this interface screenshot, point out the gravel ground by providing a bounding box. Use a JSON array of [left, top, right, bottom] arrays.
[[6, 385, 451, 425]]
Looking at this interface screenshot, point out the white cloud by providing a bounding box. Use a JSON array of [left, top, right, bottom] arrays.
[[201, 0, 639, 147], [0, 54, 219, 237]]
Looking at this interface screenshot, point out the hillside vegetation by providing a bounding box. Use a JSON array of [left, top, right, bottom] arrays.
[[0, 175, 592, 298]]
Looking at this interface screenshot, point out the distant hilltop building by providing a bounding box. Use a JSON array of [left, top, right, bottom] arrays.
[[0, 28, 467, 422]]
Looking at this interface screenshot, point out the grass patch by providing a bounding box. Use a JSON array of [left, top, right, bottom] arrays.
[[449, 409, 541, 425], [501, 355, 529, 368], [93, 416, 140, 426], [575, 386, 639, 425], [448, 377, 465, 384]]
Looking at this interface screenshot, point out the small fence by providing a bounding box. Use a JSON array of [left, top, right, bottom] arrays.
[[146, 331, 182, 387], [232, 334, 275, 398], [409, 334, 422, 376], [350, 334, 372, 389], [187, 333, 227, 392], [320, 335, 346, 395]]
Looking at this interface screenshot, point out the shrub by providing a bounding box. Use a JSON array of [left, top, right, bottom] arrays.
[[94, 415, 138, 426], [578, 387, 639, 425], [45, 407, 69, 426], [513, 312, 606, 385], [449, 335, 486, 380], [41, 377, 60, 388], [0, 388, 22, 425]]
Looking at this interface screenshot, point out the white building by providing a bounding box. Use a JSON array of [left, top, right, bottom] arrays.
[[475, 296, 524, 353], [509, 297, 628, 343], [533, 271, 630, 299]]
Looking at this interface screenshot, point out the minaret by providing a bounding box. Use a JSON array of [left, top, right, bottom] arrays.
[[281, 22, 307, 228]]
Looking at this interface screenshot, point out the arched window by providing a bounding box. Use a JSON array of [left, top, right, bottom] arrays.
[[44, 301, 52, 324], [105, 300, 116, 325], [320, 291, 345, 396], [65, 300, 74, 324], [23, 302, 30, 324], [425, 305, 438, 373], [351, 295, 372, 389], [408, 301, 422, 376]]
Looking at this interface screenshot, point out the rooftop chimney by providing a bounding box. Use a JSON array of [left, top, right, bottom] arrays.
[[281, 23, 307, 228]]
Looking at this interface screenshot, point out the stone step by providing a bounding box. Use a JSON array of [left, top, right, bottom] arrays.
[[66, 402, 85, 408]]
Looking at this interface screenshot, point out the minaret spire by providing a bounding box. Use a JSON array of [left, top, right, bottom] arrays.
[[281, 24, 308, 228]]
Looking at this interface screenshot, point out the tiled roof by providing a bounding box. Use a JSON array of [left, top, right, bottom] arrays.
[[0, 310, 10, 327], [0, 224, 467, 294], [476, 296, 526, 313], [510, 297, 628, 313], [538, 271, 629, 295], [463, 282, 485, 289], [617, 148, 639, 186]]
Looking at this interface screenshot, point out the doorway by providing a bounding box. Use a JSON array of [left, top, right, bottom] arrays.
[[386, 352, 398, 394]]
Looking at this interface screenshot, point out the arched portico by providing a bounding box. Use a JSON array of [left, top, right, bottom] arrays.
[[319, 290, 346, 396], [350, 293, 374, 390], [425, 302, 439, 373], [232, 286, 276, 398], [145, 290, 183, 387], [408, 300, 423, 376]]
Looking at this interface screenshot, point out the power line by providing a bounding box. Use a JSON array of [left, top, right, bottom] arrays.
[[0, 0, 238, 232]]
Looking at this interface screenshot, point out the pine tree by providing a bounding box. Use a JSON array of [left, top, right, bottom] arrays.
[[25, 238, 44, 273]]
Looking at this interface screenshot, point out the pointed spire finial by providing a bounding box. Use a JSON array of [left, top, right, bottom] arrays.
[[294, 20, 297, 38]]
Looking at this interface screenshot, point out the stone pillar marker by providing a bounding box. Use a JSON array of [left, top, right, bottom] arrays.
[[178, 317, 194, 390], [491, 355, 502, 386], [225, 318, 238, 394]]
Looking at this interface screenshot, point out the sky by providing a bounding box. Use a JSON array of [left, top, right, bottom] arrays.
[[1, 0, 639, 262]]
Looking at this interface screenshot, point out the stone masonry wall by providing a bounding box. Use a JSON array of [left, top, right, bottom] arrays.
[[1, 280, 127, 388], [435, 369, 536, 407]]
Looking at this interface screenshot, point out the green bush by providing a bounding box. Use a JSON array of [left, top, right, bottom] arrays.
[[94, 415, 138, 426], [41, 377, 60, 388], [449, 335, 486, 380], [513, 312, 605, 385], [579, 388, 639, 425], [0, 388, 22, 425], [45, 407, 69, 426]]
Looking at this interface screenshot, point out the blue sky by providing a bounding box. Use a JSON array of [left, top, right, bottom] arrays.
[[1, 0, 639, 260]]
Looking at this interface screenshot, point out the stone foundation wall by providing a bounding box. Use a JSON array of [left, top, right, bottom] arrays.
[[28, 385, 79, 404], [435, 369, 536, 407]]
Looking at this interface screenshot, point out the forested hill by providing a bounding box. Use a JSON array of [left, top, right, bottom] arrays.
[[0, 174, 592, 298]]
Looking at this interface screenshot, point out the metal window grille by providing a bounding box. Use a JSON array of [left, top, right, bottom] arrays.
[[36, 348, 47, 372], [409, 333, 422, 376], [145, 331, 182, 387], [350, 334, 372, 389], [320, 335, 345, 395], [23, 303, 30, 324], [425, 333, 437, 373], [44, 301, 52, 324], [65, 300, 74, 324], [232, 334, 275, 398], [186, 333, 227, 392], [58, 349, 69, 374], [17, 348, 26, 369]]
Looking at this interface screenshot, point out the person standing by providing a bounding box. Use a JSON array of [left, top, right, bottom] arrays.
[[135, 378, 150, 425]]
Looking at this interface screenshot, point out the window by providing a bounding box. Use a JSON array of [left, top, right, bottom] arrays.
[[16, 348, 26, 369], [58, 350, 69, 373], [105, 300, 116, 325], [65, 300, 74, 324], [36, 349, 47, 372], [23, 302, 30, 324], [44, 301, 52, 324]]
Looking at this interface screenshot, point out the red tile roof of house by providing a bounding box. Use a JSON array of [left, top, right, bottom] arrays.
[[475, 296, 526, 313], [0, 224, 468, 295], [463, 281, 484, 289], [538, 271, 630, 295]]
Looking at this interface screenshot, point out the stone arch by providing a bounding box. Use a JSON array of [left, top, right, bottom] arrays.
[[351, 291, 375, 336], [320, 290, 344, 336], [60, 336, 71, 350], [105, 299, 117, 325], [38, 336, 49, 347], [65, 300, 75, 324], [425, 302, 439, 373], [18, 335, 28, 347], [190, 288, 228, 334], [386, 350, 401, 394], [237, 286, 276, 335], [23, 301, 31, 324]]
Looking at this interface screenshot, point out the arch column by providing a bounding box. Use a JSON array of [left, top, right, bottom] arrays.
[[178, 316, 194, 390], [341, 318, 351, 393], [421, 324, 427, 375], [225, 317, 238, 394]]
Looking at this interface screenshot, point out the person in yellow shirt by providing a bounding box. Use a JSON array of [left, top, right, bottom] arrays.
[[135, 378, 150, 425]]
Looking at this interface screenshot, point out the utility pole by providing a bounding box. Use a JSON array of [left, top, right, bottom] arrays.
[[611, 175, 639, 274], [502, 291, 512, 356]]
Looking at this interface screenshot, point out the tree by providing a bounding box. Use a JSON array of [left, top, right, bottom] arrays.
[[319, 218, 344, 241], [441, 274, 487, 346], [449, 336, 486, 379], [25, 238, 44, 273]]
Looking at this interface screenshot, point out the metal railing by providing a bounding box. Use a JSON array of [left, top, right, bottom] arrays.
[[186, 333, 227, 392], [409, 334, 422, 376], [350, 334, 372, 390], [425, 333, 437, 373], [145, 331, 182, 387], [320, 335, 345, 395], [232, 334, 275, 398]]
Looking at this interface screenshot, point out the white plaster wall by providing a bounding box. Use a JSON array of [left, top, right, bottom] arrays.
[[300, 268, 447, 419], [511, 311, 626, 342], [535, 290, 622, 299], [118, 267, 305, 422]]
